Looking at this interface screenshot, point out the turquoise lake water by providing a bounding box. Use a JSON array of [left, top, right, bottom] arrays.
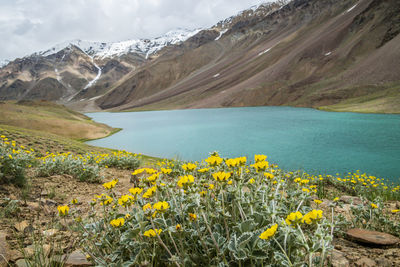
[[87, 107, 400, 181]]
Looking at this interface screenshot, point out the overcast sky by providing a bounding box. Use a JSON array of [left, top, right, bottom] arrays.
[[0, 0, 273, 61]]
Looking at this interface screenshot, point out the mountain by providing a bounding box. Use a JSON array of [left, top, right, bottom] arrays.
[[1, 0, 400, 114], [0, 29, 200, 109]]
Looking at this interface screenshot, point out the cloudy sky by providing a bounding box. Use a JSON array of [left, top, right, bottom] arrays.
[[0, 0, 273, 61]]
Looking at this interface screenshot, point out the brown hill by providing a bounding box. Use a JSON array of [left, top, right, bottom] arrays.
[[95, 0, 400, 113]]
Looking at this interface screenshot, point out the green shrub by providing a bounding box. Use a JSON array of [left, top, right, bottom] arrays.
[[0, 136, 34, 187], [37, 153, 101, 183], [65, 154, 335, 266]]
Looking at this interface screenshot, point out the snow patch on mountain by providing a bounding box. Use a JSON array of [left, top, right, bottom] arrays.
[[215, 29, 228, 41], [37, 29, 201, 60], [83, 56, 102, 89], [346, 3, 358, 13]]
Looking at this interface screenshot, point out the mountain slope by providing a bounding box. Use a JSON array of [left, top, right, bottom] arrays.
[[0, 29, 200, 109], [95, 0, 400, 113], [1, 0, 399, 113]]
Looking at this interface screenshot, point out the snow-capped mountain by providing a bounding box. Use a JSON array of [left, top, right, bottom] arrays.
[[0, 60, 9, 68], [37, 29, 202, 60]]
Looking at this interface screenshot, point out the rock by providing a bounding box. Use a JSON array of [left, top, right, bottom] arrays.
[[340, 195, 363, 205], [347, 228, 400, 246], [331, 249, 349, 267], [15, 259, 29, 267], [26, 201, 41, 211], [24, 244, 51, 258], [376, 258, 392, 266], [23, 245, 34, 258], [0, 231, 10, 267], [43, 229, 58, 237], [65, 250, 92, 266], [335, 204, 352, 221], [45, 199, 58, 206], [320, 199, 333, 208], [14, 221, 29, 232], [9, 249, 23, 261], [355, 257, 376, 267]]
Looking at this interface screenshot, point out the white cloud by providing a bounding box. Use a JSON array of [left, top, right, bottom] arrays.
[[0, 0, 273, 60]]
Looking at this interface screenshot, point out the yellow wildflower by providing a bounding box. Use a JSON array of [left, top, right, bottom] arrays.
[[71, 199, 78, 205], [259, 224, 278, 240], [189, 213, 197, 221], [313, 199, 322, 205], [302, 210, 323, 224], [198, 168, 210, 173], [391, 209, 400, 213], [153, 201, 170, 211], [132, 169, 145, 176], [176, 224, 182, 231], [212, 171, 231, 182], [161, 168, 172, 174], [143, 229, 162, 237], [57, 205, 69, 216], [285, 211, 303, 226], [205, 155, 223, 166], [103, 179, 118, 190], [182, 163, 197, 171], [371, 203, 378, 209], [264, 172, 274, 179], [249, 178, 255, 184], [143, 186, 157, 198], [143, 203, 152, 212], [118, 195, 134, 207], [129, 187, 143, 195], [225, 158, 239, 168], [177, 175, 195, 188], [254, 154, 267, 162], [251, 161, 269, 172], [110, 218, 125, 227]]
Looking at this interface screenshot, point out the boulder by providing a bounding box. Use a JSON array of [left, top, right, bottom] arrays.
[[347, 228, 400, 246]]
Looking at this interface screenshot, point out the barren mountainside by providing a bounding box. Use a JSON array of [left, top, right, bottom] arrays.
[[1, 0, 400, 113]]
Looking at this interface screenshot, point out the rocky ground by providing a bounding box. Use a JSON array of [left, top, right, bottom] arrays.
[[0, 168, 399, 267]]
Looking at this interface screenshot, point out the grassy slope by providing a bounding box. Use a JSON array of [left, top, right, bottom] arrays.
[[318, 84, 400, 114], [0, 100, 118, 140]]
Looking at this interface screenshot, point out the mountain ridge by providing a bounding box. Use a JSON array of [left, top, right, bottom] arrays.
[[1, 0, 400, 114]]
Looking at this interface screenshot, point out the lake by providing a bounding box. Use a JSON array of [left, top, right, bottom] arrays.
[[87, 107, 400, 181]]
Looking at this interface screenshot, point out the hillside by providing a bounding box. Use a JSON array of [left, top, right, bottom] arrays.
[[96, 0, 400, 113], [0, 100, 116, 141]]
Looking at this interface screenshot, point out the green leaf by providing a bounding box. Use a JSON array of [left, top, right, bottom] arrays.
[[233, 249, 247, 260], [239, 219, 257, 233], [228, 234, 237, 252], [252, 249, 269, 260], [237, 232, 252, 248]]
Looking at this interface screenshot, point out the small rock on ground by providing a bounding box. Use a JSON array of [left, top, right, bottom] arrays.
[[355, 257, 376, 267], [331, 249, 350, 267], [65, 250, 92, 267], [347, 228, 400, 246], [0, 231, 10, 267]]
